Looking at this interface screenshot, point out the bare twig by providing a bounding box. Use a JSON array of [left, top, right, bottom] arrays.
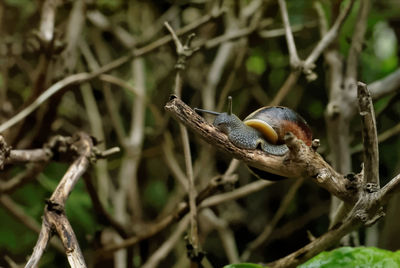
[[278, 0, 301, 68], [0, 8, 225, 133], [162, 132, 189, 191], [25, 133, 93, 267], [201, 209, 240, 263], [0, 163, 46, 193], [25, 218, 53, 268], [304, 0, 356, 70], [83, 174, 127, 239], [271, 0, 355, 105], [98, 175, 236, 254], [165, 21, 201, 262], [81, 82, 110, 206], [379, 173, 400, 204], [344, 0, 371, 91], [352, 122, 400, 154], [267, 214, 361, 268], [0, 195, 64, 252], [357, 82, 379, 187], [369, 68, 400, 99], [38, 0, 59, 44], [142, 215, 190, 268], [241, 178, 305, 261], [200, 180, 274, 208]]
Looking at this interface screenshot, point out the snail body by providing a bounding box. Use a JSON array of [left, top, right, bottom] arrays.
[[195, 97, 312, 156], [195, 97, 312, 180]]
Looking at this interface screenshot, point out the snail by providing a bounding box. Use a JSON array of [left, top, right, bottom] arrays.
[[195, 97, 312, 180]]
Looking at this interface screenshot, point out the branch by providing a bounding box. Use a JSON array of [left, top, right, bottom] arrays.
[[0, 8, 225, 133], [304, 0, 355, 70], [278, 0, 301, 68], [369, 68, 400, 99], [357, 82, 379, 186], [0, 163, 46, 193], [98, 175, 237, 254], [241, 178, 305, 261], [344, 0, 370, 89], [267, 216, 361, 267], [25, 133, 93, 267], [164, 96, 355, 203], [271, 0, 355, 105], [164, 21, 201, 262], [268, 173, 388, 267], [378, 173, 400, 205]]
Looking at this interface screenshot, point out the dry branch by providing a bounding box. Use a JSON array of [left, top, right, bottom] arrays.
[[164, 96, 355, 203], [357, 82, 379, 187], [25, 133, 94, 268], [164, 91, 400, 267]]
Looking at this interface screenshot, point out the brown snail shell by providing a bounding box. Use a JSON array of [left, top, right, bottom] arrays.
[[244, 106, 312, 146]]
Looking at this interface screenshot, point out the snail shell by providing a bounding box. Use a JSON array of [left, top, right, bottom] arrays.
[[244, 106, 312, 146]]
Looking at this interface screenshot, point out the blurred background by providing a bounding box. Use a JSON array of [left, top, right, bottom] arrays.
[[0, 0, 400, 267]]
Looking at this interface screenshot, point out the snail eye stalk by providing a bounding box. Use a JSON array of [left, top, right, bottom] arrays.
[[194, 108, 221, 116], [227, 96, 232, 115]]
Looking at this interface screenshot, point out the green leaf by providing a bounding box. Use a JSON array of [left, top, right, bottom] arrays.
[[224, 263, 266, 268], [299, 247, 400, 268], [246, 54, 266, 75]]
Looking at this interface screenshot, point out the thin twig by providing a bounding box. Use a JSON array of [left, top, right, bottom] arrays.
[[304, 0, 356, 70], [352, 122, 400, 154], [141, 215, 190, 268], [0, 195, 64, 252], [165, 21, 201, 261], [241, 178, 305, 261], [344, 0, 370, 90], [0, 8, 225, 133], [278, 0, 301, 68]]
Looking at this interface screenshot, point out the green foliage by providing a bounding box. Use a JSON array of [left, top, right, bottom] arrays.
[[144, 179, 168, 211], [224, 247, 400, 268], [246, 53, 267, 75], [224, 263, 266, 268], [308, 100, 324, 120], [96, 0, 123, 12], [299, 247, 400, 268]]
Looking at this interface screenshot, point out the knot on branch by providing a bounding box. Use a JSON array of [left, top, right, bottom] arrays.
[[284, 132, 301, 153], [44, 135, 74, 160], [0, 135, 11, 170], [164, 22, 199, 70], [314, 169, 330, 183], [364, 207, 385, 227], [311, 139, 320, 151], [302, 64, 317, 82], [185, 236, 205, 264], [326, 101, 341, 119], [45, 199, 64, 215], [365, 183, 379, 193]]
